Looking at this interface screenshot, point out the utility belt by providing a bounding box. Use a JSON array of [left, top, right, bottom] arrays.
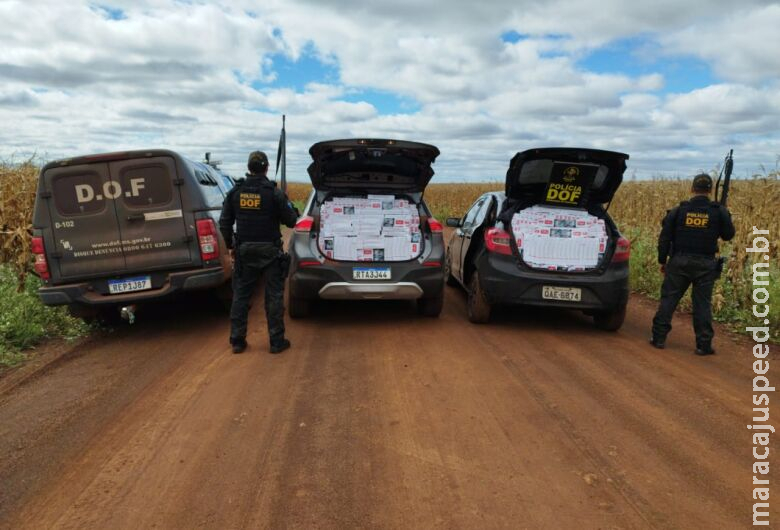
[[672, 252, 725, 275], [673, 251, 715, 260], [239, 238, 283, 249], [233, 237, 290, 278]]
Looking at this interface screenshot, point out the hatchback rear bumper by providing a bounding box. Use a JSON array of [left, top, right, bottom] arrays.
[[38, 267, 227, 306], [476, 253, 629, 311]]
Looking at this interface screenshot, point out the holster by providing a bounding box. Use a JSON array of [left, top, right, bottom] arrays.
[[279, 251, 291, 279], [716, 256, 726, 276], [233, 234, 242, 276]]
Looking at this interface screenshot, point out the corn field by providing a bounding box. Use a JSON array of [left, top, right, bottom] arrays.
[[0, 159, 38, 287]]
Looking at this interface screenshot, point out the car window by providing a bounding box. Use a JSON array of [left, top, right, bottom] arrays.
[[462, 197, 487, 229], [119, 164, 173, 208], [473, 196, 493, 227], [52, 171, 107, 216], [196, 170, 225, 208], [518, 160, 609, 189]]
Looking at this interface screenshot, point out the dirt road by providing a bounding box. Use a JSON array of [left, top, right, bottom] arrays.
[[0, 286, 774, 529]]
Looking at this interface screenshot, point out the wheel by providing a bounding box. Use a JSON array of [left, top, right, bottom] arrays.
[[444, 252, 458, 287], [67, 303, 98, 321], [593, 305, 627, 331], [417, 292, 444, 317], [288, 296, 312, 319], [213, 283, 233, 312], [467, 271, 492, 323]]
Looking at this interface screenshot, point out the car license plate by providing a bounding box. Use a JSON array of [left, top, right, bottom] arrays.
[[108, 276, 152, 294], [352, 267, 391, 280], [542, 285, 581, 302]]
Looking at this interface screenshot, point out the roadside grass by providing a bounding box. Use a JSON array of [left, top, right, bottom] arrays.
[[0, 265, 88, 368]]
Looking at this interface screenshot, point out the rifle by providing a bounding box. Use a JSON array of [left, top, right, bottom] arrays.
[[275, 114, 287, 194], [715, 149, 733, 206]]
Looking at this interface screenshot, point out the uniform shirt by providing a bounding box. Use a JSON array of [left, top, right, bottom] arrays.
[[657, 195, 735, 264], [218, 174, 298, 249]]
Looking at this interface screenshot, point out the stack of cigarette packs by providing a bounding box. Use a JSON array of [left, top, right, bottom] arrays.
[[319, 195, 422, 261], [510, 205, 608, 271]]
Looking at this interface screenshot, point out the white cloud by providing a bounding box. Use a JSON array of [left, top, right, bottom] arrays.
[[0, 0, 777, 181]]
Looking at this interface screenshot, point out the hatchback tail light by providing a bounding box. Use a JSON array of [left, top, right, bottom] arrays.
[[295, 216, 314, 233], [612, 236, 631, 263], [31, 236, 50, 279], [485, 227, 513, 256], [427, 218, 443, 233], [196, 219, 219, 262]]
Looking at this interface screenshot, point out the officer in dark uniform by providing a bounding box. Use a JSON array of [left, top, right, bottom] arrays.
[[650, 173, 735, 355], [219, 151, 299, 354]]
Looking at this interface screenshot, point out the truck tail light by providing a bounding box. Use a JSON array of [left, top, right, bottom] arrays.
[[485, 227, 513, 256], [196, 219, 219, 262], [31, 236, 51, 279], [427, 218, 443, 233], [295, 216, 314, 233], [612, 236, 631, 263]]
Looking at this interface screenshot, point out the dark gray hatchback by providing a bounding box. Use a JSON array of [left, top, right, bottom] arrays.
[[287, 139, 446, 318], [31, 149, 234, 319], [445, 147, 631, 330]]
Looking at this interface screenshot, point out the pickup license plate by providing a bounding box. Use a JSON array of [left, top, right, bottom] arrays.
[[108, 276, 152, 294], [542, 285, 581, 302], [353, 267, 391, 280]]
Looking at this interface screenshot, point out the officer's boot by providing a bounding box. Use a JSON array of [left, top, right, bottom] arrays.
[[695, 342, 715, 356], [270, 339, 291, 354], [649, 335, 666, 349]]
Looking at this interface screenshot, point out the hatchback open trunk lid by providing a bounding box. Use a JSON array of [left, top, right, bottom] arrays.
[[505, 147, 629, 206], [308, 139, 439, 193]]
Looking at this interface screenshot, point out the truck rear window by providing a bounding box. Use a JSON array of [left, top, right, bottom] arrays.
[[119, 165, 172, 208], [52, 172, 106, 216]]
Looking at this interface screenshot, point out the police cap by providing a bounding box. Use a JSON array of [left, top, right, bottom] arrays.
[[247, 151, 269, 170], [692, 173, 713, 192]]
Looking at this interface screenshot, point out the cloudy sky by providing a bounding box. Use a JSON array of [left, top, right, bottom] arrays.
[[1, 0, 778, 181]]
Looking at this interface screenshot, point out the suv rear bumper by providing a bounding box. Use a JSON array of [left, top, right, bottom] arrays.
[[318, 282, 423, 300], [38, 267, 227, 306], [477, 253, 629, 311], [290, 263, 443, 301]]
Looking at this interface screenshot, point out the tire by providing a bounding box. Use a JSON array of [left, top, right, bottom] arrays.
[[68, 304, 120, 325], [67, 303, 98, 321], [467, 271, 492, 323], [214, 283, 233, 312], [444, 252, 458, 287], [593, 305, 627, 331], [288, 296, 311, 319], [417, 292, 444, 317]]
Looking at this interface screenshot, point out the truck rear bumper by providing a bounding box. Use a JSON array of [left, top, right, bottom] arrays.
[[38, 267, 227, 306]]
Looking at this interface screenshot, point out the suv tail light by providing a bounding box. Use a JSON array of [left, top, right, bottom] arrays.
[[612, 236, 630, 263], [31, 236, 50, 280], [485, 227, 513, 256], [196, 219, 219, 262], [295, 216, 314, 233], [427, 218, 443, 233]]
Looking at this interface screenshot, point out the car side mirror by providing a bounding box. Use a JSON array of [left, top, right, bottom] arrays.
[[446, 217, 462, 228]]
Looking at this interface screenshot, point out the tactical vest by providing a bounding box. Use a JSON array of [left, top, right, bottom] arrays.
[[231, 177, 281, 243], [672, 199, 723, 257]]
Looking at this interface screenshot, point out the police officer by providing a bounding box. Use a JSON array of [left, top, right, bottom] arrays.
[[219, 151, 299, 354], [650, 173, 735, 355]]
